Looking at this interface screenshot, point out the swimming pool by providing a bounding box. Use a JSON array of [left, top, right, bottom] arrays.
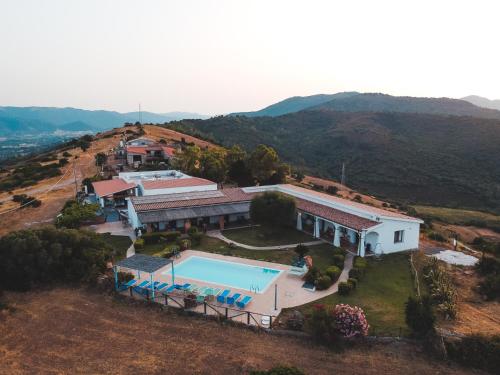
[[162, 256, 282, 293]]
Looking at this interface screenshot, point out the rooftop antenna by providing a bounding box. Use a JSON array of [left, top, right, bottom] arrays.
[[340, 162, 346, 186]]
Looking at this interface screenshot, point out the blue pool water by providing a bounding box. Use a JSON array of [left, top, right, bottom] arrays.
[[163, 256, 282, 293]]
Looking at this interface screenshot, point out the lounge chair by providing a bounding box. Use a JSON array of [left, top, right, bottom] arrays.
[[176, 283, 191, 291], [164, 284, 177, 293], [204, 288, 220, 302], [216, 289, 231, 303], [236, 295, 252, 309], [146, 281, 162, 290], [196, 287, 209, 303], [133, 281, 151, 296], [186, 284, 199, 293], [226, 293, 241, 306], [288, 265, 307, 277], [156, 282, 169, 291]]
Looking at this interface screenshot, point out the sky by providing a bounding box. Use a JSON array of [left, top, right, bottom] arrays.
[[1, 0, 500, 115]]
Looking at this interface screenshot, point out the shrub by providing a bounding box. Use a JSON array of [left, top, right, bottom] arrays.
[[326, 186, 338, 195], [308, 304, 338, 343], [333, 304, 369, 337], [134, 238, 144, 249], [332, 248, 344, 256], [187, 226, 199, 235], [250, 365, 305, 375], [428, 232, 446, 242], [304, 266, 320, 285], [58, 158, 69, 167], [445, 335, 500, 373], [332, 254, 345, 268], [405, 295, 435, 336], [337, 281, 352, 295], [189, 231, 203, 245], [55, 200, 98, 228], [117, 272, 134, 283], [325, 265, 341, 282], [353, 256, 367, 268], [347, 278, 358, 289], [479, 274, 500, 300], [294, 243, 309, 258], [349, 267, 364, 280], [0, 227, 115, 291], [476, 256, 500, 276], [142, 231, 180, 244], [316, 275, 333, 290], [179, 239, 191, 250]]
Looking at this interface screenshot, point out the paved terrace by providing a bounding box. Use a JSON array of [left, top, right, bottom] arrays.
[[117, 250, 353, 323]]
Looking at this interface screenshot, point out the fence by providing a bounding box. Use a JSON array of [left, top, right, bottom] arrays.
[[122, 285, 275, 329]]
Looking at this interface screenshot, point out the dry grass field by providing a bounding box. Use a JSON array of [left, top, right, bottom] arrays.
[[0, 288, 478, 375]]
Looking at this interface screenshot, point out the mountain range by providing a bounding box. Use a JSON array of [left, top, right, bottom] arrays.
[[232, 92, 500, 119], [167, 92, 500, 213], [0, 106, 208, 135]]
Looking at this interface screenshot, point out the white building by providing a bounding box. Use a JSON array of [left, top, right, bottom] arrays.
[[243, 185, 422, 256], [125, 181, 422, 256]]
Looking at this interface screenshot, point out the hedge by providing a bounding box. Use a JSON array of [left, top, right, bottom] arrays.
[[141, 231, 181, 245], [325, 265, 341, 282], [338, 281, 352, 295], [316, 275, 333, 290]]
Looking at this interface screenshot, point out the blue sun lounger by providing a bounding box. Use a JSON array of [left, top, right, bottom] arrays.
[[117, 278, 137, 291], [155, 282, 169, 291], [236, 295, 252, 309], [177, 283, 191, 290], [146, 281, 161, 290], [216, 289, 231, 303], [133, 281, 151, 296], [226, 293, 241, 306]]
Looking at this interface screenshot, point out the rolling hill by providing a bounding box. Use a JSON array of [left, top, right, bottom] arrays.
[[232, 92, 500, 120], [165, 110, 500, 212], [230, 92, 359, 117], [462, 95, 500, 111]]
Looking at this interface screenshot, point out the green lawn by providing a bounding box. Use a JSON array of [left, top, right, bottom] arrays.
[[222, 226, 315, 246], [292, 253, 416, 336], [192, 236, 339, 272], [98, 234, 132, 258], [137, 242, 181, 257]]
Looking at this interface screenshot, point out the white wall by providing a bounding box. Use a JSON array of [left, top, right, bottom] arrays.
[[369, 220, 420, 254], [140, 183, 217, 196], [126, 199, 141, 229]]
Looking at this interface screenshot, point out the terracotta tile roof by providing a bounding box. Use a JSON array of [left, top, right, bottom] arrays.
[[282, 184, 418, 221], [141, 177, 216, 190], [92, 179, 136, 197], [125, 146, 148, 155], [132, 188, 254, 211], [162, 146, 176, 157], [295, 198, 379, 231]]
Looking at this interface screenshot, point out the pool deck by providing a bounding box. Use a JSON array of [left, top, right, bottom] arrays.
[[121, 250, 353, 318]]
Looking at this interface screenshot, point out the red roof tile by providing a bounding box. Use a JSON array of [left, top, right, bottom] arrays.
[[162, 146, 176, 157], [141, 177, 216, 190], [92, 179, 136, 197], [132, 188, 254, 211], [283, 184, 417, 220], [295, 198, 379, 231], [125, 146, 148, 155]]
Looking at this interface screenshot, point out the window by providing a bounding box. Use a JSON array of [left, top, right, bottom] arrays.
[[394, 230, 404, 243]]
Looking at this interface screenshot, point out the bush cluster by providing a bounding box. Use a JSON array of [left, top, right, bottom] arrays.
[[55, 200, 99, 229], [405, 295, 435, 336], [445, 335, 500, 373], [349, 256, 368, 281], [141, 230, 181, 245], [476, 255, 500, 300], [0, 227, 116, 291]]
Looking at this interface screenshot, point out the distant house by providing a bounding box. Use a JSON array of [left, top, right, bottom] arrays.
[[93, 179, 138, 208], [125, 179, 423, 257], [124, 138, 177, 167]]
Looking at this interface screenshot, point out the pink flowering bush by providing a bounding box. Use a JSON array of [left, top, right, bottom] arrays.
[[333, 304, 369, 337]]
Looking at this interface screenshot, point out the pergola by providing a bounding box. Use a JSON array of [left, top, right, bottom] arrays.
[[114, 254, 174, 300]]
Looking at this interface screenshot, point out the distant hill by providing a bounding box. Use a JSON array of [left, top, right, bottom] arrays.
[[314, 93, 500, 119], [0, 106, 208, 135], [230, 92, 359, 117], [462, 95, 500, 111], [165, 111, 500, 212], [231, 92, 500, 120]]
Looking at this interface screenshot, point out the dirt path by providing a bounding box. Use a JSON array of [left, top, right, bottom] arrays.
[[0, 288, 476, 375]]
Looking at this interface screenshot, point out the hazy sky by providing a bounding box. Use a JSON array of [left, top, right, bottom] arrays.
[[1, 0, 499, 115]]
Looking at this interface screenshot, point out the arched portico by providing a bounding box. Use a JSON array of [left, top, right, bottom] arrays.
[[365, 231, 381, 254]]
